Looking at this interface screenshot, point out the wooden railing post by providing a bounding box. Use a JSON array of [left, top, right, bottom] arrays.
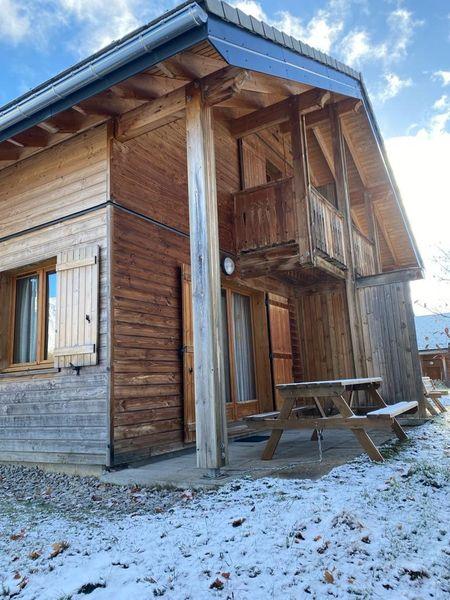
[[185, 83, 228, 475], [330, 103, 366, 379], [289, 97, 314, 265]]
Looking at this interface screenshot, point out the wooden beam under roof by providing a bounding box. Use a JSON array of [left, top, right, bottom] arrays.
[[304, 98, 362, 130], [116, 66, 250, 142], [10, 127, 51, 148], [231, 89, 330, 138], [42, 109, 90, 134], [0, 142, 22, 161]]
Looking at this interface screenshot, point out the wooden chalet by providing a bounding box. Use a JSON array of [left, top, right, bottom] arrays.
[[0, 1, 426, 472], [415, 313, 450, 386]]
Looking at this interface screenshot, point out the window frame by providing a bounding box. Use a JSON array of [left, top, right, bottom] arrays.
[[7, 259, 57, 371], [221, 282, 260, 421]]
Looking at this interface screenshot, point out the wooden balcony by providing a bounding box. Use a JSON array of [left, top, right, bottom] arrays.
[[234, 178, 347, 279], [234, 178, 378, 281]]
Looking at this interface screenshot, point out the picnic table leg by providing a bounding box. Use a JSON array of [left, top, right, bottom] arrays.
[[261, 395, 295, 460], [311, 396, 326, 441], [333, 394, 384, 462], [368, 388, 408, 442]]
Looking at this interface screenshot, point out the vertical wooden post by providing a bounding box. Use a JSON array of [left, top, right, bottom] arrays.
[[442, 354, 448, 385], [330, 103, 366, 379], [289, 97, 314, 265], [364, 191, 382, 273], [185, 84, 228, 474]]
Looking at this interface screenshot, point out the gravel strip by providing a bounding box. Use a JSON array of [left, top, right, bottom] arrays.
[[0, 464, 193, 520]]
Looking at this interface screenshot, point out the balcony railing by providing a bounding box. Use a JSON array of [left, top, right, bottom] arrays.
[[310, 186, 346, 266], [234, 178, 376, 278], [353, 227, 376, 277], [234, 178, 296, 253]]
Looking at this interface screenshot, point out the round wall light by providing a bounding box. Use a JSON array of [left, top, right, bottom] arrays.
[[222, 256, 235, 275]]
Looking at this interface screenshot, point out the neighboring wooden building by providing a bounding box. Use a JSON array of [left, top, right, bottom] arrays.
[[415, 313, 450, 385], [0, 1, 425, 470]]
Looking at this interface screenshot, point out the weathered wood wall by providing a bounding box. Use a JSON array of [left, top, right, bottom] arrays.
[[109, 118, 303, 464], [0, 210, 110, 465], [0, 125, 109, 238], [295, 284, 354, 381], [358, 281, 423, 405], [110, 117, 238, 253]]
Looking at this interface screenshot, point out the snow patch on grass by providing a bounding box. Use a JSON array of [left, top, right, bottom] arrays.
[[1, 417, 449, 599]]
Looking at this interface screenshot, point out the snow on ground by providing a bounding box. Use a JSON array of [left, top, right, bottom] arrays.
[[1, 414, 450, 600]]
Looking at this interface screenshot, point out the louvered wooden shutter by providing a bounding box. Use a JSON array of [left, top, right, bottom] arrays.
[[181, 264, 196, 442], [267, 293, 294, 410], [54, 244, 99, 368]]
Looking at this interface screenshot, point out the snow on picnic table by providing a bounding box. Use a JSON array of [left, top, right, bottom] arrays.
[[1, 416, 450, 600]]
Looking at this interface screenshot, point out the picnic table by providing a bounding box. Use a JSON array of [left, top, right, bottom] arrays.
[[245, 377, 418, 462], [422, 376, 447, 415]]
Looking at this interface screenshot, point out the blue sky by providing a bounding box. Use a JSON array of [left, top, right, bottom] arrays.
[[0, 0, 449, 312]]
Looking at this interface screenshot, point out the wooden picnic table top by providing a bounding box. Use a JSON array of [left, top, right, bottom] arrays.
[[276, 377, 383, 390]]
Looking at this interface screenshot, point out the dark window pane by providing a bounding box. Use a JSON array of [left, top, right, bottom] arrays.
[[220, 290, 232, 404], [13, 275, 39, 363], [45, 272, 57, 360], [232, 293, 256, 402]]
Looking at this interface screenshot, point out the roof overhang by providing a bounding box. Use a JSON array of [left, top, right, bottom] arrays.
[[0, 0, 423, 270]]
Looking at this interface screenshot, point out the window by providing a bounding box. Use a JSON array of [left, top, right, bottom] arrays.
[[9, 263, 57, 368], [220, 287, 258, 420]]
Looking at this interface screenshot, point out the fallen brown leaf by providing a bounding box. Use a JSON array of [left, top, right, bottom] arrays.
[[210, 578, 224, 590], [324, 570, 334, 584], [28, 550, 41, 560], [10, 530, 26, 541], [232, 518, 246, 528], [49, 541, 69, 559]]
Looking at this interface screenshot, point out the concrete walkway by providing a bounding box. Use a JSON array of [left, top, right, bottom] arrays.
[[102, 427, 401, 490]]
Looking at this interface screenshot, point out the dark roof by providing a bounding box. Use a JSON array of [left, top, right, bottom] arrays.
[[0, 0, 360, 117], [202, 0, 360, 79], [415, 313, 450, 351]]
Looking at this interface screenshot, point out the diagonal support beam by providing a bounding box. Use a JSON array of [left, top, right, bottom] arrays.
[[231, 89, 330, 138], [116, 66, 250, 142]]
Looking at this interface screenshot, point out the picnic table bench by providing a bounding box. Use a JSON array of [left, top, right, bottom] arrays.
[[245, 377, 418, 462], [422, 377, 447, 415]]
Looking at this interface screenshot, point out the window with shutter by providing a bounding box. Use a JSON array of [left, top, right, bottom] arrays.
[[54, 244, 99, 368]]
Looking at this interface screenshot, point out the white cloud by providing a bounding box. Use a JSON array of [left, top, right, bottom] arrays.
[[232, 0, 266, 21], [433, 94, 448, 111], [340, 29, 386, 66], [232, 1, 344, 54], [434, 70, 450, 86], [387, 8, 420, 61], [0, 0, 30, 44], [0, 1, 174, 55], [377, 72, 412, 103], [339, 7, 420, 67], [386, 115, 450, 313]]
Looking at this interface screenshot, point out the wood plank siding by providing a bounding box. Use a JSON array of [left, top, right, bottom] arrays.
[[0, 125, 109, 239], [0, 210, 110, 465], [358, 281, 423, 407], [109, 119, 305, 464]]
